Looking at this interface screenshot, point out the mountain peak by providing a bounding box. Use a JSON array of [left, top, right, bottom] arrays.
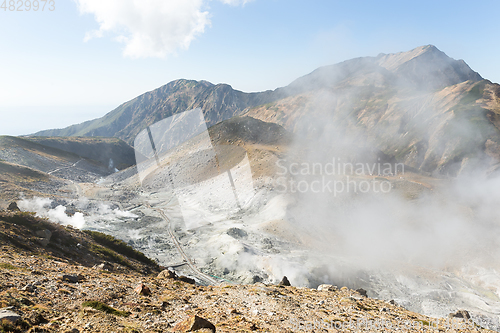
[[376, 45, 445, 71], [376, 45, 482, 89]]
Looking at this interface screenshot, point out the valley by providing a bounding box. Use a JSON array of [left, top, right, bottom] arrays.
[[2, 45, 500, 331]]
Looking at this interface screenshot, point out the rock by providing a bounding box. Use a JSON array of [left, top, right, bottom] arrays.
[[251, 275, 263, 283], [173, 315, 216, 332], [28, 327, 50, 333], [61, 274, 83, 283], [25, 312, 47, 325], [35, 229, 52, 239], [317, 284, 337, 292], [94, 262, 114, 271], [36, 237, 50, 247], [7, 202, 20, 212], [178, 276, 196, 285], [356, 288, 368, 297], [449, 310, 470, 319], [0, 308, 20, 324], [21, 284, 37, 292], [134, 283, 151, 296], [18, 297, 33, 305], [279, 276, 291, 286], [157, 269, 177, 279], [227, 227, 248, 239]]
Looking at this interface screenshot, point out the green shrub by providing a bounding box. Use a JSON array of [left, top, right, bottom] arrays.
[[82, 300, 130, 317], [88, 243, 133, 269], [83, 230, 157, 267], [0, 263, 18, 270]]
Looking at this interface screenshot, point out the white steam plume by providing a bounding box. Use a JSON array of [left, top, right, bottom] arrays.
[[18, 197, 86, 229]]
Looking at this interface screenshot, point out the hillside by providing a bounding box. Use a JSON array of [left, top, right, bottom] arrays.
[[0, 136, 137, 205], [24, 136, 136, 171], [0, 161, 60, 205], [0, 210, 490, 332]]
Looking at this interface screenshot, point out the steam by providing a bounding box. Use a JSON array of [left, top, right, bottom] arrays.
[[17, 197, 138, 230], [275, 94, 493, 269], [18, 197, 86, 229], [245, 51, 500, 321]]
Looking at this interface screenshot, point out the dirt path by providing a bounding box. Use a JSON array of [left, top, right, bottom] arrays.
[[150, 204, 219, 285], [47, 158, 84, 175]]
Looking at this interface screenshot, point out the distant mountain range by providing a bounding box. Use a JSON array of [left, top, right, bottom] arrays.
[[33, 45, 500, 176]]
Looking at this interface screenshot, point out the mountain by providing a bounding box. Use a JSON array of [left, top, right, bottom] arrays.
[[33, 80, 283, 145], [245, 46, 500, 176], [32, 45, 500, 176]]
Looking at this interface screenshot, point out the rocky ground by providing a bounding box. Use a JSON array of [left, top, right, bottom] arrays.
[[0, 209, 493, 332]]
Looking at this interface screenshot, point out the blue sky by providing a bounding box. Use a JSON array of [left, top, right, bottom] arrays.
[[1, 0, 499, 136]]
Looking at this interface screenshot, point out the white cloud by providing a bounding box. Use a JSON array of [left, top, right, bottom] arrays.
[[75, 0, 252, 59], [218, 0, 252, 5], [75, 0, 210, 58]]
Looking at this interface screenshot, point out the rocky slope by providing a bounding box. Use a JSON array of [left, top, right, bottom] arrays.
[[24, 137, 136, 171], [0, 136, 139, 206], [0, 210, 492, 332]]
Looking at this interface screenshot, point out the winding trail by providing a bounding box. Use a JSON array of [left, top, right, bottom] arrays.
[[151, 205, 219, 285], [47, 158, 84, 175]]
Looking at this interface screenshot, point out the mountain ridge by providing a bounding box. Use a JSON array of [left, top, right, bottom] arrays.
[[34, 45, 480, 143], [32, 45, 499, 177]]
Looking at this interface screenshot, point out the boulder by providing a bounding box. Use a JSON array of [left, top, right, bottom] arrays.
[[134, 283, 151, 296], [356, 288, 368, 297], [279, 276, 291, 286], [449, 310, 470, 319], [36, 238, 50, 247], [158, 269, 177, 279], [173, 315, 216, 332], [178, 276, 196, 285], [61, 274, 84, 283], [21, 284, 37, 292], [7, 202, 20, 212], [317, 284, 337, 292], [35, 229, 52, 239], [94, 262, 114, 271], [227, 227, 247, 239], [0, 308, 20, 324]]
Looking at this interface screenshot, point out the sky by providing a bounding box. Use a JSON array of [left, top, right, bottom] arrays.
[[0, 0, 499, 136]]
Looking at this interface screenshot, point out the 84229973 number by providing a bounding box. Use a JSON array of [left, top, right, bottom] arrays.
[[1, 0, 55, 11]]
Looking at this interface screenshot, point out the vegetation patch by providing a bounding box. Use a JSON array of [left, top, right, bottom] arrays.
[[0, 263, 18, 270], [83, 230, 158, 268], [82, 300, 130, 317], [2, 212, 49, 231], [87, 243, 133, 269]]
